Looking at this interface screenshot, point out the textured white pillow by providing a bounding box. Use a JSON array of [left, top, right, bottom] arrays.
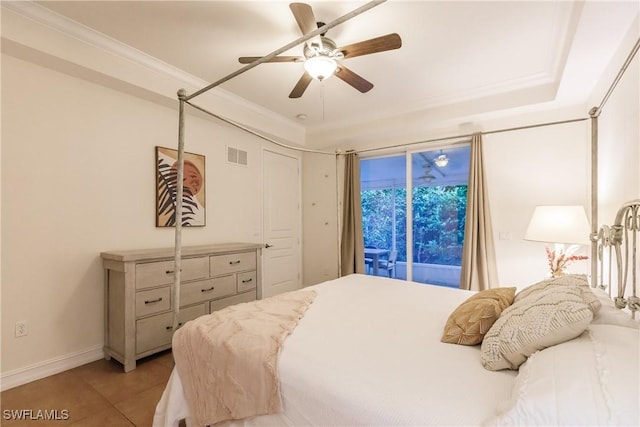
[[480, 287, 593, 370], [486, 324, 640, 426], [514, 274, 601, 315]]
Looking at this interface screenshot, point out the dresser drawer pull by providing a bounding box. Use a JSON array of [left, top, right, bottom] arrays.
[[165, 268, 182, 274], [242, 278, 253, 283], [229, 260, 241, 265], [165, 322, 183, 331], [201, 286, 215, 293], [144, 297, 163, 304]]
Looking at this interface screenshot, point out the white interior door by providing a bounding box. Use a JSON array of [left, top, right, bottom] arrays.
[[262, 150, 301, 298]]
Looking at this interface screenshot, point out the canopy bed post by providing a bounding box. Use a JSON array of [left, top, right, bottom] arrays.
[[172, 88, 187, 331], [589, 106, 599, 288], [588, 35, 639, 290]]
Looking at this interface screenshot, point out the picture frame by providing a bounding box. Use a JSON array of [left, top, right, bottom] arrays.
[[156, 146, 206, 227]]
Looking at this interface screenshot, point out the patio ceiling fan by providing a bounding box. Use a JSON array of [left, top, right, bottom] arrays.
[[417, 153, 446, 183], [238, 2, 402, 98]]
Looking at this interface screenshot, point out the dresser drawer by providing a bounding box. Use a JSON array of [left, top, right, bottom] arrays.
[[209, 291, 256, 313], [136, 256, 209, 290], [210, 252, 256, 275], [237, 271, 257, 292], [180, 276, 236, 307], [174, 303, 207, 329], [136, 304, 206, 355], [136, 287, 171, 317]]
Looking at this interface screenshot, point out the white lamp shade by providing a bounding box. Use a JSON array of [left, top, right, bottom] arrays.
[[304, 56, 337, 81], [524, 205, 591, 245]]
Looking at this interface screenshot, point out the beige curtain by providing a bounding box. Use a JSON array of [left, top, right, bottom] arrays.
[[460, 133, 499, 290], [340, 152, 366, 276]]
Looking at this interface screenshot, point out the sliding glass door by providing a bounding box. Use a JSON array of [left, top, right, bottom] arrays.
[[360, 146, 470, 287], [361, 155, 406, 278], [409, 148, 468, 287]]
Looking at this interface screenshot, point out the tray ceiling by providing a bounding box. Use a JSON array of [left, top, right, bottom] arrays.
[[24, 1, 640, 147]]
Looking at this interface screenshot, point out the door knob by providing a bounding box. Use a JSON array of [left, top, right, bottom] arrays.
[[265, 243, 273, 248]]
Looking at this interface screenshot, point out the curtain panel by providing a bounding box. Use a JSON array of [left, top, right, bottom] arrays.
[[460, 133, 499, 290], [340, 152, 366, 276]]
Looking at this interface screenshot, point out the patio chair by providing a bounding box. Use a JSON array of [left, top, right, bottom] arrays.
[[364, 246, 376, 274], [377, 250, 397, 278]]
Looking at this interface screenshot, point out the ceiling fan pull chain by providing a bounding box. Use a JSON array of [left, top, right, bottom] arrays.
[[322, 83, 326, 121]]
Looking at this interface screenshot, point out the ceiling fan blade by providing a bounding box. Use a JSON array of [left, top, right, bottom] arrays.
[[289, 3, 322, 49], [289, 72, 313, 98], [335, 66, 374, 93], [238, 56, 303, 64], [339, 33, 402, 59]]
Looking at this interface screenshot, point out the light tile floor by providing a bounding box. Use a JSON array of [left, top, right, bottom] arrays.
[[1, 350, 174, 426]]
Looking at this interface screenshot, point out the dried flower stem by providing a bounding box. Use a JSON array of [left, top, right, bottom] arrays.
[[545, 244, 588, 277]]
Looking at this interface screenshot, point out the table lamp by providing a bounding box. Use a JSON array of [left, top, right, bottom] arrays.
[[524, 205, 590, 277]]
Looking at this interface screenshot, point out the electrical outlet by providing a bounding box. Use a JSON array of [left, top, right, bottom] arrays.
[[15, 321, 27, 337]]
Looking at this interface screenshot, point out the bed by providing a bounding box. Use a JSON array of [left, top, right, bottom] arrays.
[[153, 201, 640, 427]]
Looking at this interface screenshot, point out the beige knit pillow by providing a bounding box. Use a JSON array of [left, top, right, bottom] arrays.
[[514, 275, 601, 315], [480, 287, 593, 370], [441, 287, 516, 345]]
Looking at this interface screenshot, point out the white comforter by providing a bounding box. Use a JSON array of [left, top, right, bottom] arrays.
[[154, 274, 517, 426]]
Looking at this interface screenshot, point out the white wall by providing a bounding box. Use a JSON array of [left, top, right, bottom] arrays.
[[302, 152, 339, 286], [1, 54, 265, 378], [483, 119, 590, 287]]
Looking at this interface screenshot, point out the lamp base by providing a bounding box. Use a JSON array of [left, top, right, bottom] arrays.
[[550, 267, 569, 278]]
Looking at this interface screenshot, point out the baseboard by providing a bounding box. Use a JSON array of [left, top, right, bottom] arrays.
[[0, 345, 104, 392]]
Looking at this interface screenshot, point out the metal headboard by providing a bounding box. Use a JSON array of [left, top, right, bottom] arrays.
[[597, 199, 640, 319]]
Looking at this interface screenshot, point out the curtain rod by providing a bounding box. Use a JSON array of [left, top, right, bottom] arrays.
[[593, 36, 640, 117], [185, 100, 336, 155], [185, 0, 385, 101], [354, 116, 589, 154]]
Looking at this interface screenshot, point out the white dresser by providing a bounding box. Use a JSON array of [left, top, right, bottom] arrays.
[[100, 243, 262, 371]]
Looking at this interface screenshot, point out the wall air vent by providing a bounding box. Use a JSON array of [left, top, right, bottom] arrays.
[[227, 146, 248, 166]]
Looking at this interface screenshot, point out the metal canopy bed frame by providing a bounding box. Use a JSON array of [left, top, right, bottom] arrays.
[[153, 2, 640, 425], [168, 0, 640, 329]]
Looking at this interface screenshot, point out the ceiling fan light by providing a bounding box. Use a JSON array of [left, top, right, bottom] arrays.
[[304, 56, 337, 81], [434, 154, 449, 167]]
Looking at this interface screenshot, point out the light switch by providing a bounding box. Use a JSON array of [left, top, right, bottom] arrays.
[[499, 231, 512, 240]]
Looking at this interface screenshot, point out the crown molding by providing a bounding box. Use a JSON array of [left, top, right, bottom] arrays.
[[1, 1, 305, 144]]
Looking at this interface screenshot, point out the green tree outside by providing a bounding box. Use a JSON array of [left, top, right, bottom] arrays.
[[361, 185, 467, 265]]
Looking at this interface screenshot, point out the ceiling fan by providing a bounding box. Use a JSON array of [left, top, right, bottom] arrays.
[[238, 2, 402, 98]]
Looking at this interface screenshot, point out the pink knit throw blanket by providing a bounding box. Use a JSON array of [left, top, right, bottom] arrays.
[[172, 290, 317, 426]]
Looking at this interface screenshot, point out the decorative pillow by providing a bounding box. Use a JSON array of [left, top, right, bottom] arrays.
[[486, 324, 639, 426], [514, 274, 601, 315], [441, 287, 516, 345], [480, 286, 593, 370]]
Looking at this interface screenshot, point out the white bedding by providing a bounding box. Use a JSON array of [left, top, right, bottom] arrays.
[[487, 324, 639, 426], [154, 274, 517, 426]]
